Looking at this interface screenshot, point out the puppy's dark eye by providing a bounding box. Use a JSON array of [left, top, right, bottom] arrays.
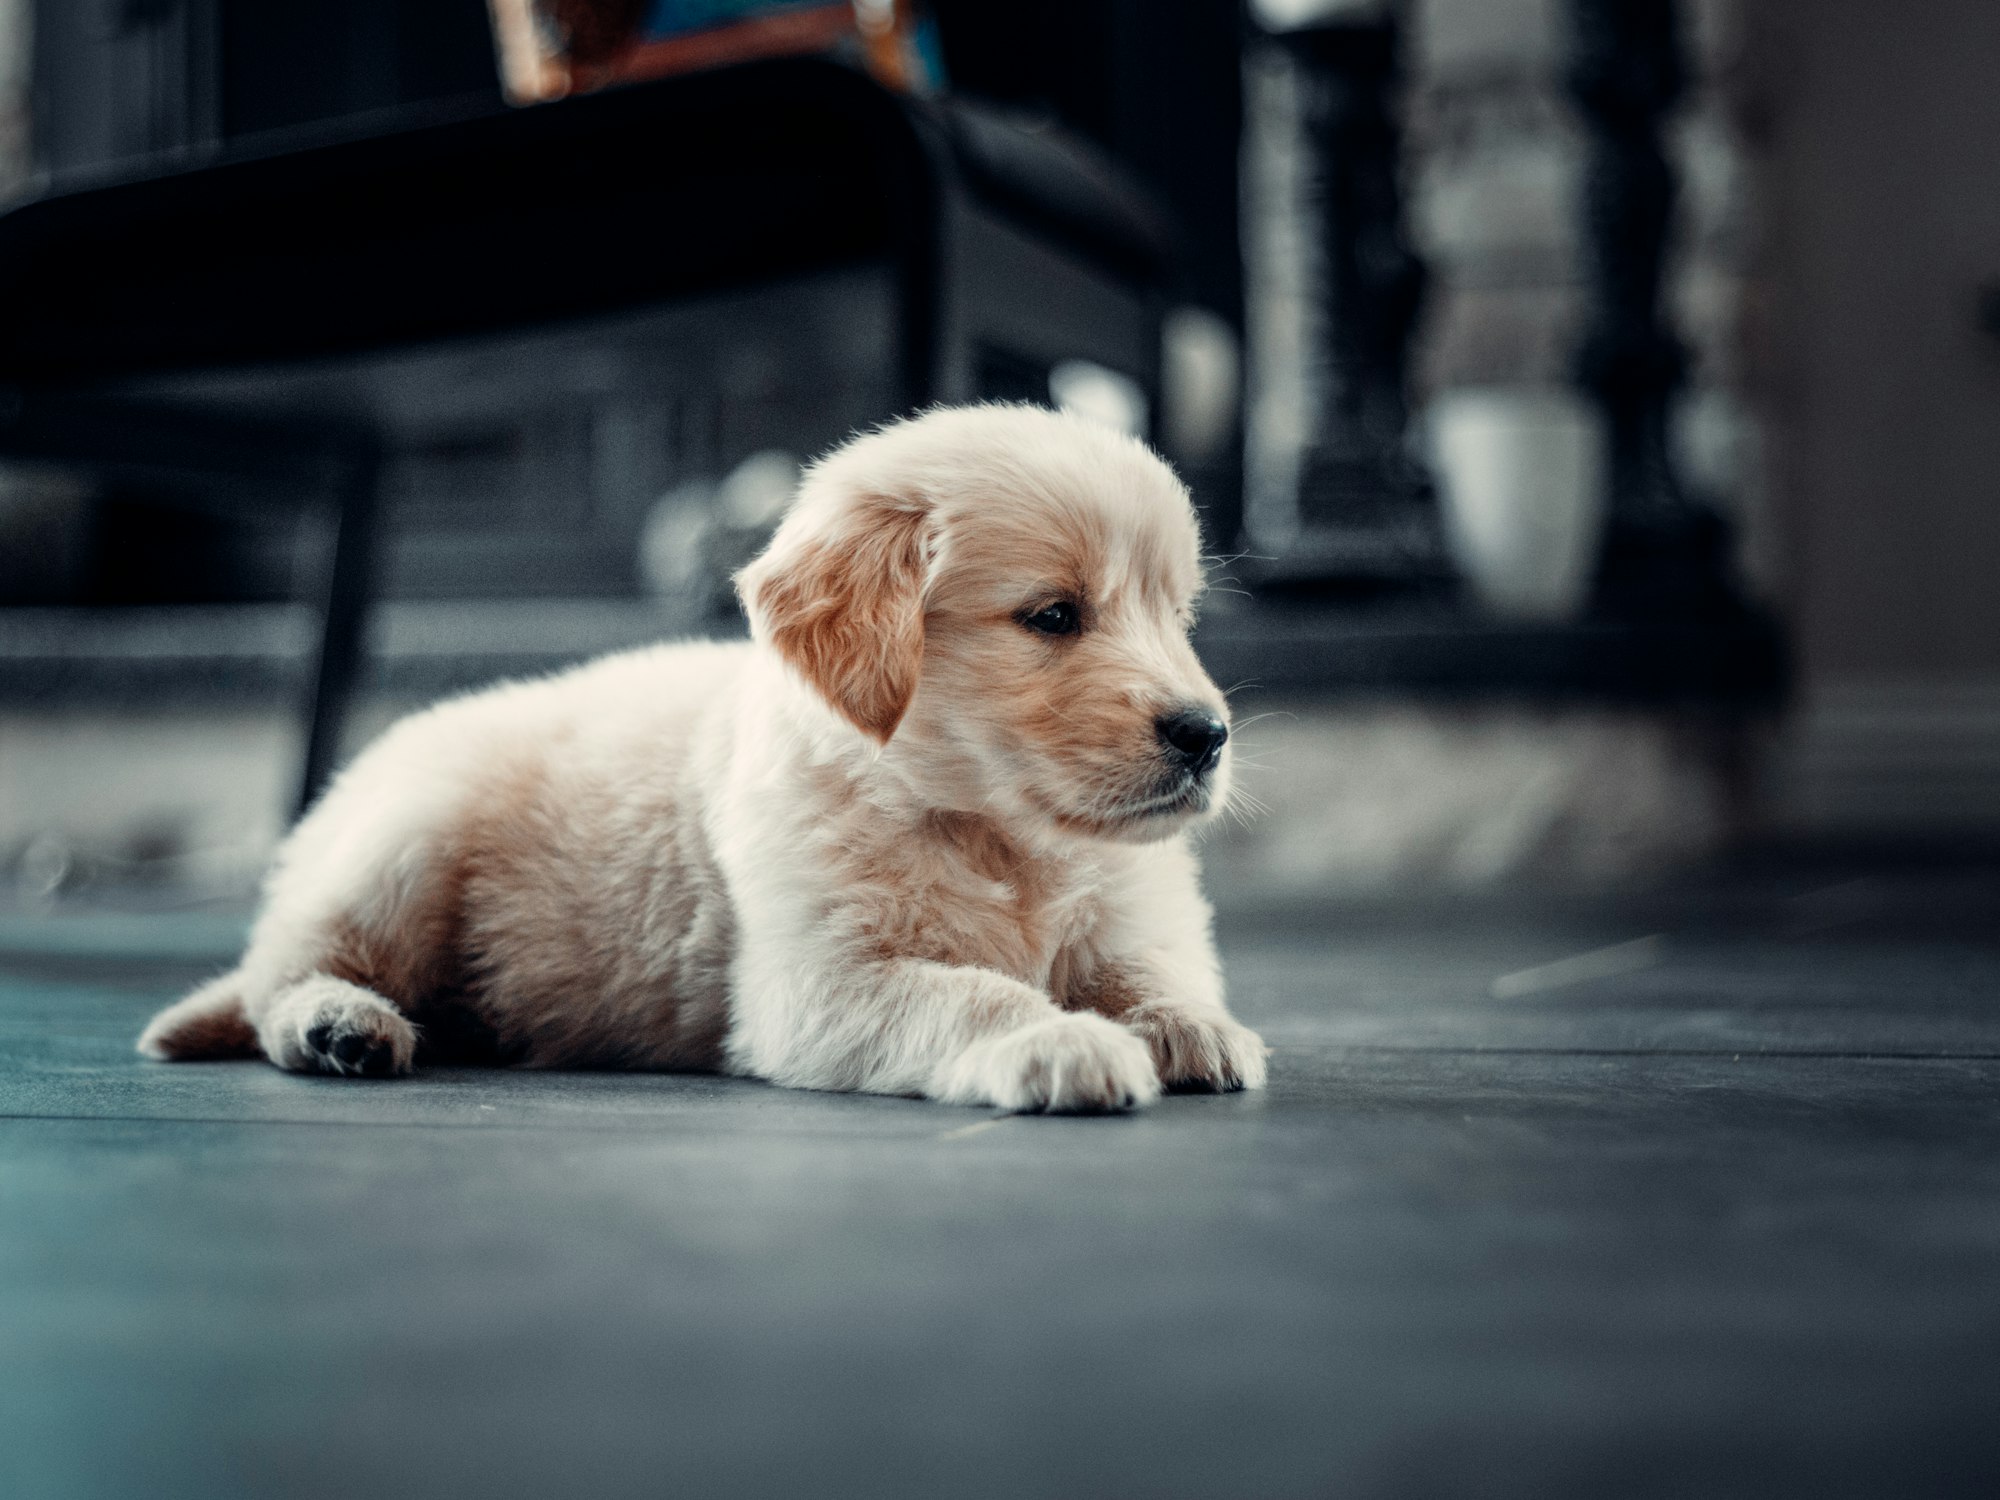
[[1019, 601, 1082, 637]]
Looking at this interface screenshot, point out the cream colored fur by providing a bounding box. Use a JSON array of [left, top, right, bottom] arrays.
[[138, 405, 1267, 1112]]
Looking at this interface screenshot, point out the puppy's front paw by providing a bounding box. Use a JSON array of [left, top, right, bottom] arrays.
[[1125, 1002, 1268, 1093], [933, 1013, 1162, 1114], [270, 977, 418, 1078]]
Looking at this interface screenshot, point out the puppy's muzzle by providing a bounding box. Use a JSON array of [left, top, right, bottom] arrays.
[[1156, 708, 1229, 776]]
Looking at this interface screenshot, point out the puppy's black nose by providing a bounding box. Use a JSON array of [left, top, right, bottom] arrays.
[[1157, 708, 1229, 770]]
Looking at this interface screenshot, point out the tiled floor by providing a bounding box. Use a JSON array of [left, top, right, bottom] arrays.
[[3, 869, 1999, 1499]]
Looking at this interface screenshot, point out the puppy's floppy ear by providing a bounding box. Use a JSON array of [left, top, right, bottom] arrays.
[[737, 490, 932, 744]]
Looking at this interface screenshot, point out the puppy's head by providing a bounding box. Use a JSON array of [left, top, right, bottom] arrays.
[[737, 404, 1230, 842]]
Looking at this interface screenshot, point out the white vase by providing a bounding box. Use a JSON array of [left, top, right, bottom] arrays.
[[1428, 389, 1606, 623]]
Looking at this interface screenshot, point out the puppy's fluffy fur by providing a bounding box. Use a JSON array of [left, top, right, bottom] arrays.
[[139, 405, 1267, 1111]]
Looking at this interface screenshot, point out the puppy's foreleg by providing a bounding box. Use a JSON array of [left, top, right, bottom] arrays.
[[1118, 991, 1268, 1094], [735, 957, 1161, 1113], [1073, 847, 1268, 1094]]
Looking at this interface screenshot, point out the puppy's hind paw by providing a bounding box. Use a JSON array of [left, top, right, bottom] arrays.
[[1125, 1002, 1269, 1093], [268, 976, 418, 1078], [933, 1013, 1162, 1114], [304, 1016, 411, 1077]]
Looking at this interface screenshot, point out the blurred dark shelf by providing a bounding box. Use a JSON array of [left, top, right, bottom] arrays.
[[1, 596, 1787, 712], [0, 600, 722, 707], [1194, 598, 1789, 706]]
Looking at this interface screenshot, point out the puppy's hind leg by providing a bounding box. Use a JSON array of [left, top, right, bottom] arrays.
[[138, 972, 262, 1060], [259, 974, 419, 1078]]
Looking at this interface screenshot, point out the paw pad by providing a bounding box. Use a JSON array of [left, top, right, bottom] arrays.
[[303, 1016, 404, 1076]]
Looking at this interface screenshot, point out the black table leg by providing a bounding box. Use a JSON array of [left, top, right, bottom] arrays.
[[297, 443, 380, 815]]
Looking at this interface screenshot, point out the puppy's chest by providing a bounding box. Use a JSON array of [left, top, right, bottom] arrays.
[[852, 817, 1105, 985]]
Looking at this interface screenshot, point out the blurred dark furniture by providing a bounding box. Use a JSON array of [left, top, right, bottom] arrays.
[[0, 56, 1173, 807], [1208, 0, 1785, 707]]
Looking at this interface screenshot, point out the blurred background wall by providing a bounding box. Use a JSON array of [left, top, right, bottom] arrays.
[[2, 0, 1998, 908], [0, 0, 23, 198], [1757, 0, 2000, 837]]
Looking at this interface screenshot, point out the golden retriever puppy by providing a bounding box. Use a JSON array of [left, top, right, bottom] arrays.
[[138, 404, 1267, 1112]]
